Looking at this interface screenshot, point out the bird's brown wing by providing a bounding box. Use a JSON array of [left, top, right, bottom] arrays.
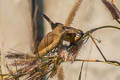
[[38, 32, 63, 57], [38, 32, 54, 52]]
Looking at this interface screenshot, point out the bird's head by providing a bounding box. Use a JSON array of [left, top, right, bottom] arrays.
[[53, 23, 71, 35], [63, 27, 84, 42]]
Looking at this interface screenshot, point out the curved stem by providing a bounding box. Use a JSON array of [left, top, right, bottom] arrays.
[[88, 33, 107, 61], [88, 26, 120, 33], [79, 61, 84, 80], [82, 26, 120, 39], [73, 59, 120, 66]]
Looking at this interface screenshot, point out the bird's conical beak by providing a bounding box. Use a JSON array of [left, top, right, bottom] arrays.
[[75, 31, 84, 41], [75, 35, 80, 41]]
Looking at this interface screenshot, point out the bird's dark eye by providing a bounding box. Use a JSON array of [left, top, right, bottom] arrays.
[[62, 26, 65, 29], [53, 23, 64, 29]]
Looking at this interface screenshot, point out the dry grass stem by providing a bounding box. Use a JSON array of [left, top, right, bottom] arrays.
[[57, 66, 64, 80], [65, 0, 83, 26]]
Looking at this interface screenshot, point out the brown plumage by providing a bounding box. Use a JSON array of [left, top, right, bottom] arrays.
[[43, 14, 84, 43], [36, 14, 84, 57], [38, 24, 69, 57]]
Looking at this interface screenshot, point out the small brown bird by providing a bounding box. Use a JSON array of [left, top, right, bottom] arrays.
[[41, 14, 85, 61], [38, 23, 70, 57], [37, 14, 84, 57], [43, 14, 84, 43]]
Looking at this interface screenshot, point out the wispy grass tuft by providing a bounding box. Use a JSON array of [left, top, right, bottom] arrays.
[[65, 0, 83, 26]]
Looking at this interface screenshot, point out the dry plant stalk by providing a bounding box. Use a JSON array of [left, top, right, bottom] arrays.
[[32, 0, 39, 52], [65, 0, 83, 26], [79, 62, 84, 80], [57, 66, 64, 80], [102, 0, 120, 23]]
